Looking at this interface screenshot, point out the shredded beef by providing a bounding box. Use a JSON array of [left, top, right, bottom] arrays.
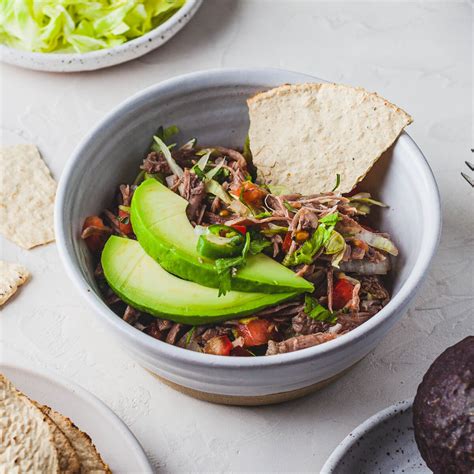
[[180, 169, 206, 222], [123, 305, 141, 324], [266, 333, 337, 355], [141, 151, 171, 174], [292, 311, 330, 336]]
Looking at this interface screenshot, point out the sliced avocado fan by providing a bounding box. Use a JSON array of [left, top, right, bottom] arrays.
[[101, 236, 297, 324], [130, 179, 314, 294]]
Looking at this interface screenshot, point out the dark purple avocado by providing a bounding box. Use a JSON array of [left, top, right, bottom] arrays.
[[413, 336, 473, 473]]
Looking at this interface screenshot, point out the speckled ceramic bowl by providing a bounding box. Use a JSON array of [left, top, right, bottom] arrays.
[[55, 68, 441, 405], [321, 400, 429, 473], [0, 0, 201, 73]]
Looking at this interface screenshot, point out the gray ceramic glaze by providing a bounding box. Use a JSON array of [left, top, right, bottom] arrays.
[[322, 400, 430, 473], [55, 68, 441, 398], [0, 0, 201, 73]]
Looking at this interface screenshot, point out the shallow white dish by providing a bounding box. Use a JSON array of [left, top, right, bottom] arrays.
[[55, 68, 441, 404], [0, 0, 201, 73], [321, 400, 429, 473], [1, 362, 153, 474]]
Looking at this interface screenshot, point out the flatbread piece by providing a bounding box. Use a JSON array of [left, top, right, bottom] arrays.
[[0, 144, 56, 249], [248, 83, 412, 194], [0, 260, 29, 306]]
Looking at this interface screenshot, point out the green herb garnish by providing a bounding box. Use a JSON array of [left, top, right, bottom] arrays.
[[215, 232, 251, 296], [283, 212, 340, 266], [331, 174, 341, 192], [304, 295, 337, 323]]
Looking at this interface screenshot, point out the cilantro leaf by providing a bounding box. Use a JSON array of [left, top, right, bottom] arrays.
[[215, 232, 251, 296], [304, 295, 337, 323], [249, 234, 272, 255], [283, 212, 340, 267], [331, 173, 341, 192]]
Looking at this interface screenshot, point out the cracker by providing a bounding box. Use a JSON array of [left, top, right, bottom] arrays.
[[0, 260, 29, 306], [248, 83, 412, 194], [0, 144, 56, 249]]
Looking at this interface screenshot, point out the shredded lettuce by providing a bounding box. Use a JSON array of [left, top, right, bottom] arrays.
[[0, 0, 185, 53]]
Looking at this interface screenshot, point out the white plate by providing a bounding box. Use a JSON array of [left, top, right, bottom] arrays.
[[0, 0, 201, 72], [1, 363, 153, 474], [321, 400, 430, 473]]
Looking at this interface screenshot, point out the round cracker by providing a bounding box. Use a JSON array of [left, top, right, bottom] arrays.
[[40, 405, 111, 473], [0, 374, 60, 473], [247, 83, 412, 195]]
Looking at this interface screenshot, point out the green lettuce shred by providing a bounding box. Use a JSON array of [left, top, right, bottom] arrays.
[[0, 0, 185, 53]]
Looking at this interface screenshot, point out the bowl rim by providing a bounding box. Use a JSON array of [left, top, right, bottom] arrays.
[[55, 67, 441, 368], [320, 399, 414, 473], [0, 0, 201, 61]]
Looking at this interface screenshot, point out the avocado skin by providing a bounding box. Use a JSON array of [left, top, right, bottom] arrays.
[[130, 179, 313, 294], [413, 336, 474, 474], [101, 236, 298, 325]]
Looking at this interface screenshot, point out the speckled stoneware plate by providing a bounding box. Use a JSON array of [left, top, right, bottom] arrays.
[[321, 400, 430, 473], [0, 0, 201, 73], [1, 363, 153, 474]]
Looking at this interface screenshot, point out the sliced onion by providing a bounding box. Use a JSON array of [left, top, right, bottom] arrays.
[[356, 230, 398, 256], [340, 258, 391, 275], [153, 135, 184, 178]]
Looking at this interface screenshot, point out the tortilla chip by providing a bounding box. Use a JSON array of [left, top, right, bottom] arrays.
[[32, 402, 81, 473], [40, 405, 111, 473], [0, 374, 60, 473], [0, 144, 56, 249], [0, 260, 29, 306], [248, 83, 412, 194]]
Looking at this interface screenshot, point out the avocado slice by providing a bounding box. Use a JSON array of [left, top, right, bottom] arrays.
[[130, 179, 313, 294], [101, 236, 298, 324]]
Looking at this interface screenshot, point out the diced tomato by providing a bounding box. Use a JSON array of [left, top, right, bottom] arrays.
[[232, 182, 267, 207], [230, 346, 254, 357], [118, 208, 133, 235], [204, 335, 233, 356], [82, 216, 107, 253], [282, 232, 292, 252], [230, 224, 247, 235], [332, 278, 355, 310], [237, 319, 275, 347]]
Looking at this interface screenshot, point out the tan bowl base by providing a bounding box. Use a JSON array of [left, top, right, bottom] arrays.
[[148, 365, 356, 406]]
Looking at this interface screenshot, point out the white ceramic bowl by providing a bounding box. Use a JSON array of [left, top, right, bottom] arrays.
[[55, 68, 441, 404], [0, 0, 201, 73]]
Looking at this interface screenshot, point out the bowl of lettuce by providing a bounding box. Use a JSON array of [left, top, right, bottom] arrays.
[[0, 0, 202, 72]]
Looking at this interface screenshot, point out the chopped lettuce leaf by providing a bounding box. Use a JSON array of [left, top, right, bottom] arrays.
[[0, 0, 185, 53]]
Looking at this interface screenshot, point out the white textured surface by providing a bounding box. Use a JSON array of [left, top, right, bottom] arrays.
[[0, 1, 472, 472]]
